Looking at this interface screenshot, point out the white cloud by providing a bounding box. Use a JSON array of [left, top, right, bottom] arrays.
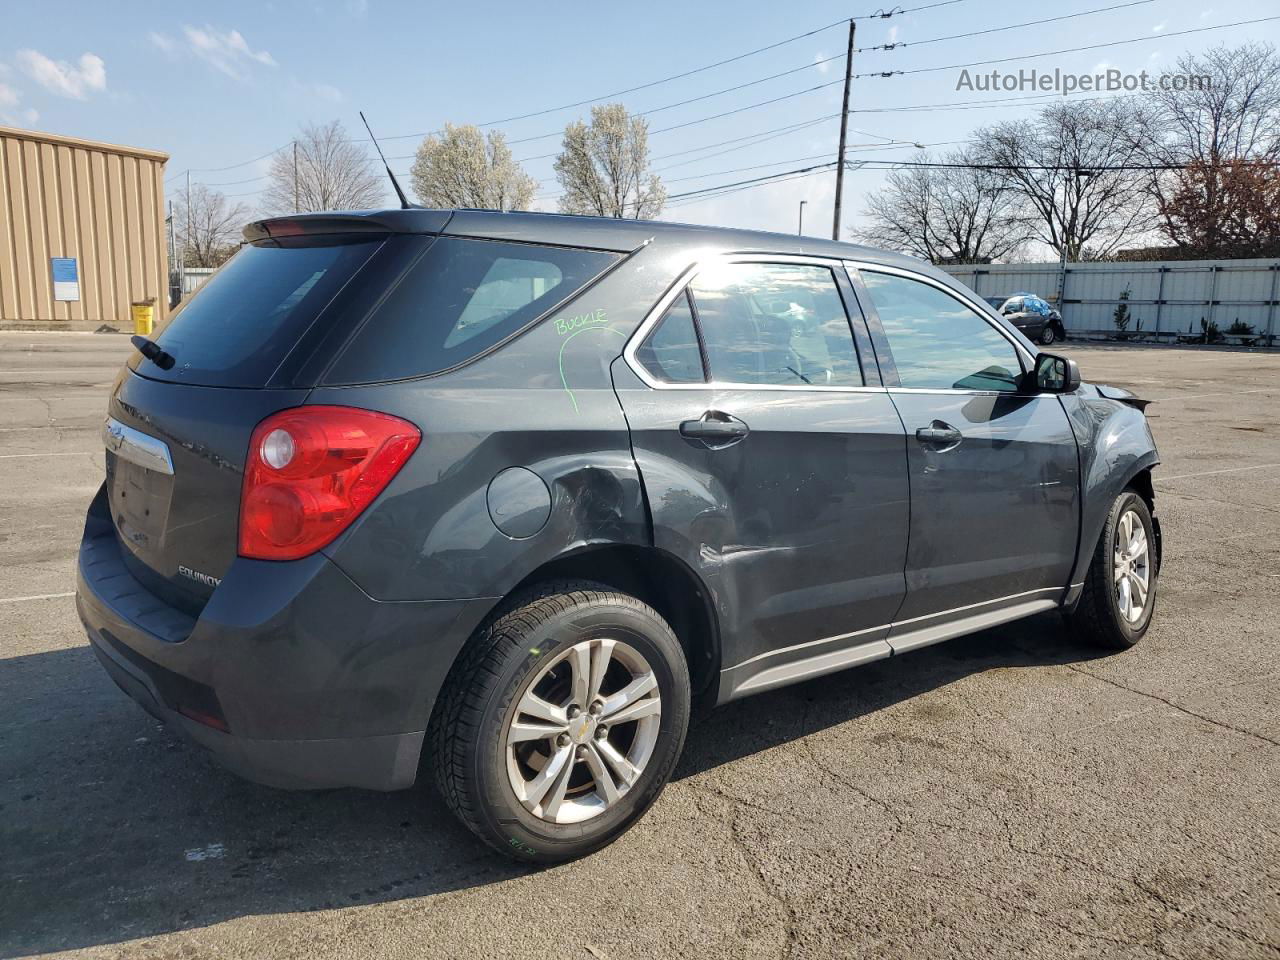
[[1200, 8, 1215, 18], [291, 78, 344, 102], [181, 25, 277, 79], [888, 25, 900, 44], [148, 32, 176, 55], [1152, 20, 1167, 32], [15, 50, 106, 99], [814, 52, 831, 75], [311, 82, 343, 103], [0, 82, 39, 126]]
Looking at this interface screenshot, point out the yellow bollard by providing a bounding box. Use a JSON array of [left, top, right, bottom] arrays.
[[131, 299, 155, 336]]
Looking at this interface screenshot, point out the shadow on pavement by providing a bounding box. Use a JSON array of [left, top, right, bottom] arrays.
[[0, 612, 1103, 957]]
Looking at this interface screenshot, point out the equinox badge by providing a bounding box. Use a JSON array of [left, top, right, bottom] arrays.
[[177, 565, 221, 588]]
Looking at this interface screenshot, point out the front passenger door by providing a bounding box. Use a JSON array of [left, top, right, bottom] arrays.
[[851, 265, 1079, 638]]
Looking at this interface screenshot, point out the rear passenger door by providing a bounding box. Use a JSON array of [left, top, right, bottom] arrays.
[[613, 256, 910, 698], [849, 264, 1079, 641]]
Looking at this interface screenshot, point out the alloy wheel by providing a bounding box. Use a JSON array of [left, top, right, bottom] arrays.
[[505, 638, 662, 824], [1113, 508, 1151, 624]]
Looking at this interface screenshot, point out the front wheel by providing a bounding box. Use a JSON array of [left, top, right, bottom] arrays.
[[1067, 490, 1158, 649], [1040, 324, 1058, 345], [430, 582, 690, 863]]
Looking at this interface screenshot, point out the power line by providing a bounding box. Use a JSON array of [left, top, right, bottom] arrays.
[[665, 166, 841, 209], [384, 1, 1151, 155], [849, 158, 1280, 171], [855, 14, 1280, 78], [369, 0, 974, 142], [169, 0, 1152, 191], [855, 0, 1155, 52]]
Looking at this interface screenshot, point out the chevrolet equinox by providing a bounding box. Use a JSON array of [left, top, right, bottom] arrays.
[[78, 208, 1162, 862]]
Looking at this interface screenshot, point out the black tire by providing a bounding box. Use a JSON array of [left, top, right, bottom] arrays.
[[1040, 324, 1058, 345], [430, 581, 690, 863], [1067, 489, 1158, 649]]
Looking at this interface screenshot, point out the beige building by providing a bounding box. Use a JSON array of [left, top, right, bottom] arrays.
[[1, 125, 169, 331]]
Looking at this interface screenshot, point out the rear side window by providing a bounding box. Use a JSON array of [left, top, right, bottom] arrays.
[[325, 237, 619, 383], [138, 237, 384, 388], [635, 291, 705, 383], [689, 262, 863, 387]]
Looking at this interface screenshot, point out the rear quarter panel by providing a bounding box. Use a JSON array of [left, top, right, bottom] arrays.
[[310, 239, 687, 603]]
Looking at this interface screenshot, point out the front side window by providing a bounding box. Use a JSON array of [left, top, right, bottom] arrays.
[[860, 270, 1023, 393], [688, 262, 862, 387]]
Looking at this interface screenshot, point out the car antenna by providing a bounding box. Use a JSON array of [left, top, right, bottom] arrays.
[[359, 110, 410, 210]]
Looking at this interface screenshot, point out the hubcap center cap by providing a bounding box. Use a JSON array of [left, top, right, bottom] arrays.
[[569, 713, 597, 745]]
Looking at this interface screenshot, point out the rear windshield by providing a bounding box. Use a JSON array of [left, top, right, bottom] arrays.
[[134, 236, 384, 387], [322, 236, 620, 383]]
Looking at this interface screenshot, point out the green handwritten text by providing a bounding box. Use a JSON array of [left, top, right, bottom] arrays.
[[554, 308, 607, 335]]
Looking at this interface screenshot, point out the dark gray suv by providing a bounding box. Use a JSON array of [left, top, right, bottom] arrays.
[[77, 209, 1162, 863]]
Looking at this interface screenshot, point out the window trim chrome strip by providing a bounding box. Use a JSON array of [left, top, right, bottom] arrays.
[[103, 417, 174, 476]]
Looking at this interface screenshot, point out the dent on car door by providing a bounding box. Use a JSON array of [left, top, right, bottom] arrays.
[[612, 258, 910, 699], [850, 265, 1079, 646]]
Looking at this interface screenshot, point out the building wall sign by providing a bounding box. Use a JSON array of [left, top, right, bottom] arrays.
[[51, 258, 80, 302]]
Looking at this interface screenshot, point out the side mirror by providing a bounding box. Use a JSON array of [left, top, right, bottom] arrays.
[[1031, 352, 1080, 393]]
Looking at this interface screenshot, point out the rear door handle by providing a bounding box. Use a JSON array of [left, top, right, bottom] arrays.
[[680, 413, 749, 448], [915, 421, 963, 449]]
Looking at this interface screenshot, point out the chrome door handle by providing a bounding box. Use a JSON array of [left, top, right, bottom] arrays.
[[915, 421, 962, 449], [680, 412, 749, 448]]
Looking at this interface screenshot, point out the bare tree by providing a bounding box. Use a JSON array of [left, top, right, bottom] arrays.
[[554, 104, 665, 219], [979, 99, 1155, 260], [1134, 43, 1280, 257], [263, 120, 386, 214], [173, 183, 250, 267], [409, 124, 537, 211], [856, 148, 1031, 263]]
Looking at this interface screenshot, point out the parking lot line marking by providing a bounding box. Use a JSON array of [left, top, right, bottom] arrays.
[[0, 592, 74, 604], [1149, 388, 1275, 402], [0, 451, 92, 459], [1155, 463, 1280, 482]]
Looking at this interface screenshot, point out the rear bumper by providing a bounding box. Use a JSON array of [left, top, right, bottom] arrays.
[[86, 628, 424, 790], [76, 486, 494, 791]]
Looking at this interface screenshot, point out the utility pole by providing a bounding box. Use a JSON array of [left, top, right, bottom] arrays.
[[180, 170, 190, 302], [798, 200, 807, 235], [832, 19, 856, 241], [166, 200, 176, 308], [293, 141, 299, 214]]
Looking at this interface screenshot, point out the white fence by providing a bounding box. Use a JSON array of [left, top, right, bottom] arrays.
[[171, 267, 215, 302], [939, 258, 1280, 346]]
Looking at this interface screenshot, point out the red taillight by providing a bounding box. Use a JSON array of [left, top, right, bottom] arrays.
[[239, 406, 421, 561]]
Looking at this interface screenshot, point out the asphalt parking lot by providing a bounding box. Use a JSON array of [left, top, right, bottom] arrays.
[[1, 332, 1277, 959]]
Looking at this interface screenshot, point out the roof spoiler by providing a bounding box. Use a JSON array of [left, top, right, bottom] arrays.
[[243, 210, 452, 242]]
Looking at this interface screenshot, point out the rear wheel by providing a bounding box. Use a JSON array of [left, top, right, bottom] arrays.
[[430, 582, 690, 863], [1067, 490, 1158, 649]]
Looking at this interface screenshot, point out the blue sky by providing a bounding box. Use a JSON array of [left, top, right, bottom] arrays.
[[3, 0, 1276, 247]]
